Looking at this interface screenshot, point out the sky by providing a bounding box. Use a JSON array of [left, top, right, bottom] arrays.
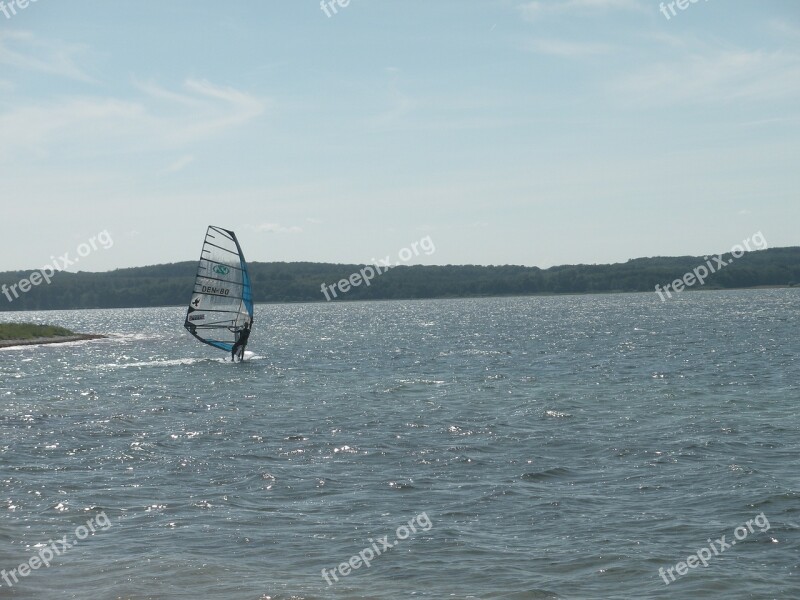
[[1, 0, 799, 273]]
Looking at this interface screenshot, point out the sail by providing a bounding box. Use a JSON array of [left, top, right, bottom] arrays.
[[184, 226, 253, 352]]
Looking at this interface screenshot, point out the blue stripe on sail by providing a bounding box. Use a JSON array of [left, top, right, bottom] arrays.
[[241, 258, 254, 319], [208, 340, 234, 352]]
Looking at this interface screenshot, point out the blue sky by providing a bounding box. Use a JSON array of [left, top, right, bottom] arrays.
[[1, 0, 798, 272]]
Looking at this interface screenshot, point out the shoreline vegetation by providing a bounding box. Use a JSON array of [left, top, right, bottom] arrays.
[[0, 246, 798, 311], [0, 323, 105, 348]]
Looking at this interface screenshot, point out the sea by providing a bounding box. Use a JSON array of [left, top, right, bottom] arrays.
[[0, 290, 798, 599]]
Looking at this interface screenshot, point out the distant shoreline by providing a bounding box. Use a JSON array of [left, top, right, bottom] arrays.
[[1, 246, 798, 311], [0, 284, 798, 315], [0, 334, 106, 349]]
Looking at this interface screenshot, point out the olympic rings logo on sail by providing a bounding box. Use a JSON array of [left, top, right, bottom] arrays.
[[212, 264, 231, 276]]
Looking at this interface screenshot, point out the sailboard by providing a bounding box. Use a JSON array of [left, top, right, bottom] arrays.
[[184, 226, 254, 355]]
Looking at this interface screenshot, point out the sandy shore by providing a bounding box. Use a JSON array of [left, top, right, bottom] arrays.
[[0, 334, 107, 349]]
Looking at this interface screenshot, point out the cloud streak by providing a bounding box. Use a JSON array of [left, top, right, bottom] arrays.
[[249, 223, 303, 234], [524, 38, 615, 57], [519, 0, 644, 21], [611, 48, 800, 106], [135, 78, 267, 144], [0, 70, 267, 158], [0, 30, 94, 82], [164, 155, 195, 173]]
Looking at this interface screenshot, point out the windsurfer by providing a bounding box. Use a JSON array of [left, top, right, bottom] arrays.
[[231, 320, 251, 362]]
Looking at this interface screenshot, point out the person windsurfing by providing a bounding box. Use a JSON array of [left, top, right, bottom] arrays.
[[231, 320, 251, 362]]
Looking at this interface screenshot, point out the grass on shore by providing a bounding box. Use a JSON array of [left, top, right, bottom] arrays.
[[0, 323, 76, 341]]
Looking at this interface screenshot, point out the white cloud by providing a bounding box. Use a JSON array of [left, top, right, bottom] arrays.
[[524, 38, 615, 57], [767, 19, 800, 40], [368, 67, 415, 129], [0, 30, 267, 159], [136, 78, 267, 143], [132, 79, 207, 108], [0, 76, 267, 158], [164, 155, 195, 173], [0, 30, 94, 82], [0, 98, 144, 158], [611, 49, 800, 106], [249, 223, 303, 234], [519, 0, 643, 21]]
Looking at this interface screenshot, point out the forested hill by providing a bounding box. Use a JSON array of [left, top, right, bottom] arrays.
[[1, 247, 798, 311]]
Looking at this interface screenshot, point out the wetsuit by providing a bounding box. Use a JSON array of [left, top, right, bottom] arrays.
[[231, 324, 251, 362]]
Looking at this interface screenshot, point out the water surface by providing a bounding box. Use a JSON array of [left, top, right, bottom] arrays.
[[1, 291, 798, 599]]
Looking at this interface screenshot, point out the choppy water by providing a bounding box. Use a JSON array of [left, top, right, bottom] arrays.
[[1, 291, 798, 599]]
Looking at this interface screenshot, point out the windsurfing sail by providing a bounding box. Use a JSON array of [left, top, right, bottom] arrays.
[[184, 226, 254, 352]]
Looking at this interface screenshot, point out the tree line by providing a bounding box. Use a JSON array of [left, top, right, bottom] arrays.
[[1, 247, 798, 311]]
